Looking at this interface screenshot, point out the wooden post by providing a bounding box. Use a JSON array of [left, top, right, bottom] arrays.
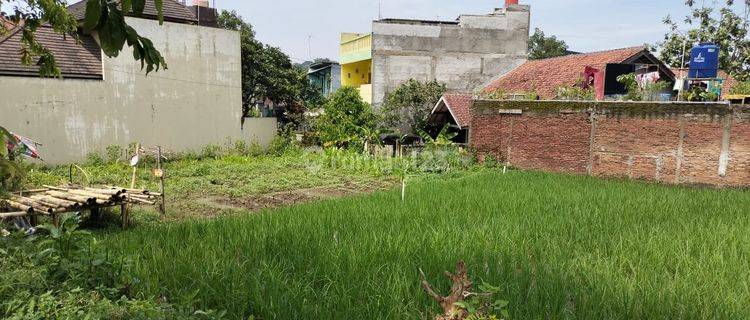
[[157, 146, 166, 218], [29, 212, 38, 226], [120, 203, 128, 229], [130, 143, 140, 189], [52, 213, 60, 228]]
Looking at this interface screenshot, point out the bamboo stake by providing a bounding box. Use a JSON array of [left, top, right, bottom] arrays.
[[0, 211, 28, 219], [43, 185, 69, 192], [84, 187, 123, 196], [11, 196, 54, 213], [29, 195, 79, 208], [45, 191, 94, 205], [126, 196, 156, 205], [157, 146, 166, 218], [4, 200, 33, 213], [130, 143, 141, 189], [68, 190, 117, 201]]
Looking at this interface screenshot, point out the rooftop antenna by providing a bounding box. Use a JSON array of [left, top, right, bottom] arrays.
[[378, 1, 382, 20]]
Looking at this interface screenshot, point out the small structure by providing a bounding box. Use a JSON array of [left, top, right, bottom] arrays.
[[484, 46, 675, 100], [1, 185, 163, 229], [427, 93, 473, 144], [307, 60, 341, 97]]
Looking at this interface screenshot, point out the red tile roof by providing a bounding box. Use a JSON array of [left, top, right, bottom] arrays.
[[0, 25, 102, 79], [442, 93, 473, 128], [484, 46, 648, 99], [68, 0, 198, 24]]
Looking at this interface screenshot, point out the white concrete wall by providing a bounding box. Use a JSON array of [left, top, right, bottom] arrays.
[[371, 5, 530, 107], [0, 18, 272, 164]]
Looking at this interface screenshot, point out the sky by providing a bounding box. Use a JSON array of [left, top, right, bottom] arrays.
[[207, 0, 748, 63], [2, 1, 746, 62]]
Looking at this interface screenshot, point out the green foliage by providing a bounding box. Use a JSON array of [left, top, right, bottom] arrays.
[[217, 10, 323, 120], [267, 127, 302, 156], [456, 282, 510, 320], [681, 85, 719, 101], [0, 126, 25, 196], [615, 73, 670, 101], [479, 85, 539, 101], [419, 125, 458, 150], [0, 0, 166, 77], [316, 86, 377, 149], [101, 170, 750, 319], [106, 145, 124, 163], [657, 0, 750, 81], [554, 85, 595, 101], [528, 28, 570, 60], [730, 81, 750, 94], [381, 79, 447, 134], [0, 214, 227, 319]]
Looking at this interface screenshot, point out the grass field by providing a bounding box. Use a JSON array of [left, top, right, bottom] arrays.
[[25, 151, 395, 221], [103, 170, 750, 319]]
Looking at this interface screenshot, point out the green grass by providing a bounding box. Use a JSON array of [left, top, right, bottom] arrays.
[[25, 152, 392, 220], [103, 170, 750, 319]]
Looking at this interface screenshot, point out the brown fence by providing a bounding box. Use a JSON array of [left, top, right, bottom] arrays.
[[470, 100, 750, 188]]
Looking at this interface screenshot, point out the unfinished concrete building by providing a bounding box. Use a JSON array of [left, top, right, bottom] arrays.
[[341, 0, 530, 107]]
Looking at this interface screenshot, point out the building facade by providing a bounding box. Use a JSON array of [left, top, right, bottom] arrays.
[[341, 2, 530, 107], [308, 60, 342, 97], [0, 0, 275, 164]]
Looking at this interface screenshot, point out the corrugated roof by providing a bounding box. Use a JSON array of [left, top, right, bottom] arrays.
[[484, 46, 648, 99], [68, 0, 198, 24], [0, 25, 102, 79]]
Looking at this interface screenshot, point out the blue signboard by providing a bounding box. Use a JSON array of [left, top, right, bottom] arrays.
[[688, 43, 720, 78]]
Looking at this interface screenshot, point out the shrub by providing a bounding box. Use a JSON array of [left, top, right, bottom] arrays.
[[380, 79, 446, 134], [616, 73, 670, 101], [0, 214, 228, 319], [268, 127, 301, 156], [316, 86, 377, 149], [106, 145, 124, 163], [85, 152, 106, 166]]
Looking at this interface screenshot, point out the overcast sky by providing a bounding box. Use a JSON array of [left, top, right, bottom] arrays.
[[209, 0, 746, 63]]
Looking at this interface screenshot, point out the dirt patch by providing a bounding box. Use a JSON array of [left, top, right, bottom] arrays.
[[198, 181, 394, 214]]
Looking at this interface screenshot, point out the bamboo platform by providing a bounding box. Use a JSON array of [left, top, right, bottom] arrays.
[[0, 185, 163, 229]]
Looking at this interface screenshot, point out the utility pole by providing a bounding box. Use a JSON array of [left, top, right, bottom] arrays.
[[378, 1, 382, 20], [308, 35, 312, 60]]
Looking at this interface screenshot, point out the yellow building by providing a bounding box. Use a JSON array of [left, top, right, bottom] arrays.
[[339, 33, 372, 104]]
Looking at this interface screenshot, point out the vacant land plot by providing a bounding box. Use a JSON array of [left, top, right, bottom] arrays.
[[104, 170, 750, 319], [25, 152, 395, 220]]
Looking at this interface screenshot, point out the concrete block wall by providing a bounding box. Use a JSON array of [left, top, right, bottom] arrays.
[[371, 5, 530, 107], [471, 100, 750, 187], [0, 18, 276, 165]]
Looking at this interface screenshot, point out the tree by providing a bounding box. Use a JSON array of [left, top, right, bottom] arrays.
[[0, 0, 166, 77], [0, 126, 24, 195], [528, 28, 569, 60], [380, 79, 446, 135], [316, 86, 377, 149], [217, 10, 323, 120], [657, 0, 750, 81]]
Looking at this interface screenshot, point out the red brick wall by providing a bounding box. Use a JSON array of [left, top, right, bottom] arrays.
[[470, 100, 750, 187]]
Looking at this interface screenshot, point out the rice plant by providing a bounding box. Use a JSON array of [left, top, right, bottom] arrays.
[[105, 170, 750, 319]]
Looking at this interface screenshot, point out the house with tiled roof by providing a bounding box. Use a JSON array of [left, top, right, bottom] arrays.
[[0, 0, 275, 164], [484, 46, 675, 100], [426, 93, 473, 143]]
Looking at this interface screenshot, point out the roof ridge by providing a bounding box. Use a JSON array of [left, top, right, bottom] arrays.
[[0, 25, 24, 45], [528, 45, 647, 63]]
